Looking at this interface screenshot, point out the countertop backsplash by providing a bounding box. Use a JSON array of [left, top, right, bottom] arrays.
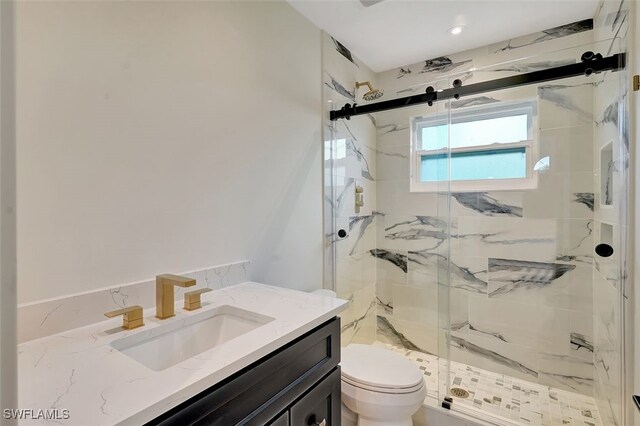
[[18, 260, 250, 343]]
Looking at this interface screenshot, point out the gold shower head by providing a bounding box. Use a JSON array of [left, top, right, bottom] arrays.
[[355, 81, 384, 101]]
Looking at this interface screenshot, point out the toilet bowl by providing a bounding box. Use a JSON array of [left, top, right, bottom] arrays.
[[341, 344, 427, 426]]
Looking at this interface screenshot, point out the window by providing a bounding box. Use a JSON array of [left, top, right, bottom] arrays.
[[410, 100, 538, 192]]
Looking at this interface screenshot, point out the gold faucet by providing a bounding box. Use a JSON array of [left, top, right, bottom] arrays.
[[184, 288, 213, 311], [156, 274, 196, 319], [104, 305, 144, 330]]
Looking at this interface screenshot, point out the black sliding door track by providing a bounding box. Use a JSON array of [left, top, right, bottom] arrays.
[[329, 52, 625, 121]]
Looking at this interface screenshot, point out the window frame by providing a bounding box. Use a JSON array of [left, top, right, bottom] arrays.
[[410, 99, 539, 193]]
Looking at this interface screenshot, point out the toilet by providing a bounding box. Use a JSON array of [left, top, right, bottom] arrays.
[[340, 344, 427, 426]]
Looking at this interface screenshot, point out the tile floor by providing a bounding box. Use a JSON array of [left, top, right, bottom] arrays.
[[373, 342, 603, 426]]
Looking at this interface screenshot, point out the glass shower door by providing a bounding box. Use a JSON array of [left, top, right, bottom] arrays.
[[360, 76, 454, 404], [322, 29, 627, 426], [440, 41, 627, 426], [322, 56, 454, 406]]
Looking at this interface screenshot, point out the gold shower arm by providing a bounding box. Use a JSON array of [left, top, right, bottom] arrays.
[[355, 81, 374, 92]]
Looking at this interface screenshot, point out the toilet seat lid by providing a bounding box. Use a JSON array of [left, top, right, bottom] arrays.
[[342, 374, 425, 394], [341, 344, 424, 390]]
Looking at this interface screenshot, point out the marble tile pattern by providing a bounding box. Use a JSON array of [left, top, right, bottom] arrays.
[[18, 260, 250, 343], [573, 193, 595, 212], [591, 2, 629, 425], [487, 258, 576, 298], [340, 284, 377, 347], [18, 283, 348, 426], [323, 31, 378, 346], [331, 36, 358, 66], [370, 249, 407, 273], [409, 251, 487, 294], [324, 9, 629, 425], [324, 72, 355, 101], [374, 342, 603, 426], [451, 96, 501, 109], [451, 193, 523, 218], [491, 60, 576, 74], [369, 16, 606, 407], [376, 16, 595, 98], [489, 19, 593, 54], [420, 57, 472, 74], [538, 84, 594, 124], [382, 215, 454, 251]]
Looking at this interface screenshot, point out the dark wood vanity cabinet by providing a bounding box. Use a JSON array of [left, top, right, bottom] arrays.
[[289, 368, 341, 426], [147, 317, 341, 426], [266, 411, 289, 426]]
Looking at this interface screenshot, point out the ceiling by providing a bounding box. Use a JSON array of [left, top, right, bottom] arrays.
[[288, 0, 600, 72]]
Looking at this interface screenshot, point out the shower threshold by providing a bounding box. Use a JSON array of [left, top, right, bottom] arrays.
[[373, 342, 602, 426]]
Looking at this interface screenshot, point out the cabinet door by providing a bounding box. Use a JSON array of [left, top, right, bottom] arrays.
[[290, 368, 341, 426], [267, 411, 289, 426]]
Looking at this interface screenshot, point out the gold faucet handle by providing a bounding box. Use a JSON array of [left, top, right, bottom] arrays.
[[104, 305, 144, 329], [184, 288, 213, 311], [156, 274, 196, 288]]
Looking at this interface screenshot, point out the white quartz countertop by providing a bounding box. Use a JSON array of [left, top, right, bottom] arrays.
[[18, 282, 348, 425]]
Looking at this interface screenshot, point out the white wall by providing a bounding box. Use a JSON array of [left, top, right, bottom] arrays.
[[16, 1, 322, 303], [1, 0, 17, 418]]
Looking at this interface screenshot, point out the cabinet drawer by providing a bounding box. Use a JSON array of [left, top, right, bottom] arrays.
[[290, 368, 341, 426], [267, 411, 288, 426]]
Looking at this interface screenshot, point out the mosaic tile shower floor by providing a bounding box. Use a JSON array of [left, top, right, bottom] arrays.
[[373, 342, 602, 426]]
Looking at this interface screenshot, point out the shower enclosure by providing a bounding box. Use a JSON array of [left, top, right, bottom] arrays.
[[323, 9, 629, 426]]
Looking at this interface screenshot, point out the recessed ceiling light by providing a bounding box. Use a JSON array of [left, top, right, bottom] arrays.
[[448, 25, 466, 35]]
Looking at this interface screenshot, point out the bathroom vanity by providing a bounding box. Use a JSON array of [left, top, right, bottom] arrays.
[[148, 318, 340, 425], [18, 283, 347, 426]]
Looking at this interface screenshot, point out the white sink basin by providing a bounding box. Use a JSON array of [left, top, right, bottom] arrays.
[[111, 305, 274, 371]]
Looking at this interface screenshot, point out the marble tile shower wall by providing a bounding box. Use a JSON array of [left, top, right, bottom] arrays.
[[373, 23, 601, 397], [591, 1, 629, 425], [322, 32, 379, 346], [322, 6, 628, 417]]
